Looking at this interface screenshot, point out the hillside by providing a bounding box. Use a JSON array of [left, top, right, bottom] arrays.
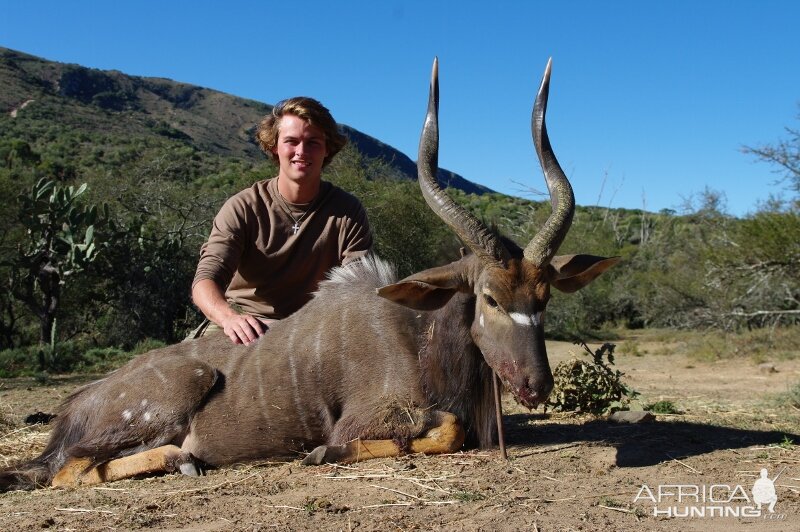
[[1, 46, 797, 352], [0, 46, 490, 194]]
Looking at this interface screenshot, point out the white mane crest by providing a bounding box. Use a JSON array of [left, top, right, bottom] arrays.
[[323, 254, 398, 288]]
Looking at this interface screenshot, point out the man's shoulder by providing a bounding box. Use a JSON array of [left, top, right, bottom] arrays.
[[324, 181, 366, 211], [223, 179, 274, 208], [233, 178, 274, 199], [213, 179, 275, 225]]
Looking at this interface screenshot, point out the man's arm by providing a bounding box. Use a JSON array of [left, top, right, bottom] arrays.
[[192, 191, 269, 345], [192, 279, 267, 345]]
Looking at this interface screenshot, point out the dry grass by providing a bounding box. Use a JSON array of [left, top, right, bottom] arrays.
[[0, 424, 48, 469], [614, 325, 800, 362], [0, 395, 50, 469]]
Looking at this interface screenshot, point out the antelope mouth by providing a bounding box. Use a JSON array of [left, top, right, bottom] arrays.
[[498, 372, 552, 410], [513, 386, 549, 410]]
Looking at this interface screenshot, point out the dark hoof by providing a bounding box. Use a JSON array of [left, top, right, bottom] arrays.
[[301, 445, 328, 466], [167, 450, 203, 476], [179, 462, 201, 476]]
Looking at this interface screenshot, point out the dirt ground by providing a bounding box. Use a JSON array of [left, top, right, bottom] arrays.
[[1, 338, 799, 531]]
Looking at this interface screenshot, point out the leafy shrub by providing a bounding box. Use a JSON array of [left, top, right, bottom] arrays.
[[0, 347, 34, 377], [545, 342, 638, 414], [0, 341, 136, 376], [644, 400, 682, 414], [71, 347, 133, 373], [131, 338, 167, 355], [37, 341, 86, 373]]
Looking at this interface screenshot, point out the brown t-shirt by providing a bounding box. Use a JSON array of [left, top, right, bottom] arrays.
[[192, 178, 372, 319]]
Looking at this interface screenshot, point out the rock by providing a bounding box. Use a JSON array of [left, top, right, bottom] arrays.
[[758, 363, 778, 374], [608, 410, 655, 424]]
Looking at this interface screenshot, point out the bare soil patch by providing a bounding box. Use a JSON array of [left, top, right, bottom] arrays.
[[1, 339, 799, 531]]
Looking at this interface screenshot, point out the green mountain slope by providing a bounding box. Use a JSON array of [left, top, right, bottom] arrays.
[[0, 46, 490, 194]]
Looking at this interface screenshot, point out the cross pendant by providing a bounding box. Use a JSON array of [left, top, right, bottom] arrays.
[[292, 222, 300, 235]]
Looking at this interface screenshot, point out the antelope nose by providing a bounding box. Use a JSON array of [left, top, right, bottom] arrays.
[[516, 374, 553, 408]]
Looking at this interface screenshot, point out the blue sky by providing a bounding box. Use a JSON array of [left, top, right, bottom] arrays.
[[2, 1, 799, 216]]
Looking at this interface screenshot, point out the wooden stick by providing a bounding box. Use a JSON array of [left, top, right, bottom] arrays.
[[493, 371, 508, 460]]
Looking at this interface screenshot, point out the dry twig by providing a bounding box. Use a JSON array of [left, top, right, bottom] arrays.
[[56, 507, 115, 514], [598, 504, 635, 514], [665, 453, 702, 474], [514, 443, 584, 458], [162, 472, 260, 495], [369, 484, 426, 501], [263, 504, 304, 511]]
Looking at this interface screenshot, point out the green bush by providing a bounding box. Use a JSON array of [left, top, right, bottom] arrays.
[[0, 341, 136, 377], [545, 342, 638, 414], [131, 338, 167, 355], [74, 347, 133, 373], [0, 347, 34, 377], [644, 400, 682, 414]]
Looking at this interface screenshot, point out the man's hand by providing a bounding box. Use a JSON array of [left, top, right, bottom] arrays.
[[192, 279, 271, 345], [220, 314, 269, 345]]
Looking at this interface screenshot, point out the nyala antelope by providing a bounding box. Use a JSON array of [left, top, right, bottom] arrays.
[[0, 58, 617, 491]]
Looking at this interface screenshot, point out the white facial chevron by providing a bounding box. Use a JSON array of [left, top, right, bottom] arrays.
[[509, 312, 543, 327]]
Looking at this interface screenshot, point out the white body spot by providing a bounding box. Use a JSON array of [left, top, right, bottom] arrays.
[[141, 399, 148, 407], [122, 409, 133, 421], [118, 392, 126, 399], [194, 368, 204, 377], [479, 313, 485, 328], [143, 412, 152, 422]]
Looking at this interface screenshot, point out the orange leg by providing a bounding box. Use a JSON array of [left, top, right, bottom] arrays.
[[51, 445, 196, 487], [302, 412, 465, 465]]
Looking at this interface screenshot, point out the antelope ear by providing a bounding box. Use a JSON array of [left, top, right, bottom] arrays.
[[377, 264, 464, 311], [549, 254, 620, 294]]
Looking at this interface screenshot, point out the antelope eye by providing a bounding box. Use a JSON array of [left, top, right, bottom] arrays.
[[483, 294, 499, 309]]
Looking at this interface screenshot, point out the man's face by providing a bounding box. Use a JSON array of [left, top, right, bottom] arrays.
[[273, 114, 329, 186]]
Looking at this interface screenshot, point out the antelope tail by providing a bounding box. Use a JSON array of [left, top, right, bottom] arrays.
[[0, 458, 53, 492]]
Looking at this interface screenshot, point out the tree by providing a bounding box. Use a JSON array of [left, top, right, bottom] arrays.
[[710, 211, 800, 328], [726, 109, 800, 328], [93, 213, 200, 347], [742, 107, 800, 210], [8, 178, 104, 350]]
